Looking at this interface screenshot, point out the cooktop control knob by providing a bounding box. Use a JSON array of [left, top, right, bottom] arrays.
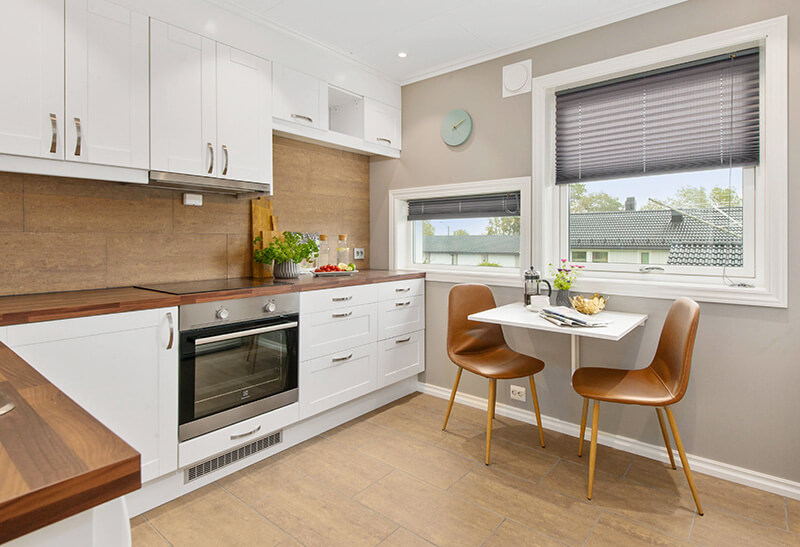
[[264, 301, 277, 313], [216, 307, 230, 320]]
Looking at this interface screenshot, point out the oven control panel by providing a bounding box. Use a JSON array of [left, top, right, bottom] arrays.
[[180, 293, 299, 331]]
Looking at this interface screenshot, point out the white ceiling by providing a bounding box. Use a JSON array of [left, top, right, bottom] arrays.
[[214, 0, 686, 84]]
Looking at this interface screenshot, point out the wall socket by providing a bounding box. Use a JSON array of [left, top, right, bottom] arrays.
[[354, 248, 365, 260], [510, 385, 526, 401]]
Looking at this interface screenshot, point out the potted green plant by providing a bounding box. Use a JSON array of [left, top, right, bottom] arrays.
[[549, 259, 586, 306], [254, 231, 318, 279]]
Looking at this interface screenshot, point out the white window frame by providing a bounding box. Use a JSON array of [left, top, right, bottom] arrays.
[[532, 16, 788, 307], [389, 177, 531, 287]]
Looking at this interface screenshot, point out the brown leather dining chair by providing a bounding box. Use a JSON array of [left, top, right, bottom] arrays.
[[442, 283, 547, 465], [572, 297, 703, 515]]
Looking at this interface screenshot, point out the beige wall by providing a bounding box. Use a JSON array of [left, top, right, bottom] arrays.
[[0, 136, 369, 295], [370, 0, 800, 482]]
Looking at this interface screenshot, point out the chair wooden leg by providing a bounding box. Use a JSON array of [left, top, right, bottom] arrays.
[[665, 406, 704, 515], [485, 379, 497, 465], [442, 368, 463, 431], [529, 375, 545, 448], [578, 397, 589, 457], [587, 401, 600, 500], [656, 408, 677, 469]]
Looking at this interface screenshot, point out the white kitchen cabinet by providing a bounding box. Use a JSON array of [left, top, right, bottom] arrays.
[[300, 303, 377, 360], [378, 278, 425, 302], [6, 308, 179, 483], [364, 98, 401, 151], [299, 283, 378, 313], [0, 0, 64, 159], [273, 63, 327, 130], [378, 295, 425, 341], [65, 0, 149, 169], [378, 331, 425, 387]]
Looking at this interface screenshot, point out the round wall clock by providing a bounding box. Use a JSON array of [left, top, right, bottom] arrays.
[[441, 109, 473, 146]]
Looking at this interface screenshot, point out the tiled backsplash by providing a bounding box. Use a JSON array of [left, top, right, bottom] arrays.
[[0, 136, 370, 296]]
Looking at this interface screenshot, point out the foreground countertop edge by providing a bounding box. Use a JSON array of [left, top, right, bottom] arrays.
[[0, 270, 427, 327], [0, 343, 141, 544]]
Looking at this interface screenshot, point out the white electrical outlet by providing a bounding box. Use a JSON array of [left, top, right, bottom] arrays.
[[354, 248, 365, 260], [510, 385, 526, 401]]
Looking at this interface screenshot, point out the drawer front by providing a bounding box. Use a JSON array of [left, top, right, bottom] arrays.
[[378, 295, 425, 340], [379, 331, 424, 387], [299, 343, 377, 419], [300, 284, 378, 313], [378, 278, 424, 301], [301, 303, 377, 360]]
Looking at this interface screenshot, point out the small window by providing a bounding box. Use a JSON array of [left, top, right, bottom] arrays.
[[640, 252, 650, 265], [571, 250, 587, 262], [591, 251, 609, 263]]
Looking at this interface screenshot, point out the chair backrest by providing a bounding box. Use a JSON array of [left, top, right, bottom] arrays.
[[648, 297, 700, 404], [447, 284, 506, 357]]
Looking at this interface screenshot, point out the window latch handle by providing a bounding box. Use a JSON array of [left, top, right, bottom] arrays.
[[639, 266, 665, 273]]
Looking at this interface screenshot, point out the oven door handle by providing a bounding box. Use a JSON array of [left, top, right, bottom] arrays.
[[195, 321, 298, 346]]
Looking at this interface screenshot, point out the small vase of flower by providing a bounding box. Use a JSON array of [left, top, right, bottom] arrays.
[[549, 259, 586, 307]]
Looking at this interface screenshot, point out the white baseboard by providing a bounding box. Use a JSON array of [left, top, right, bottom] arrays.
[[417, 382, 800, 501]]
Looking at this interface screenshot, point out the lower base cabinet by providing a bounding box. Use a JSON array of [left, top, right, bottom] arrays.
[[378, 330, 425, 387]]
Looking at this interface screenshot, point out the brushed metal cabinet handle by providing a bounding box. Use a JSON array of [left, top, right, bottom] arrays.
[[230, 425, 261, 440], [395, 337, 411, 344], [291, 113, 313, 123], [331, 353, 352, 363], [332, 311, 353, 318], [395, 301, 411, 307], [166, 312, 174, 350], [49, 113, 57, 153], [207, 142, 214, 174], [332, 296, 352, 302], [222, 144, 229, 175], [395, 287, 410, 292], [377, 137, 392, 145], [73, 117, 82, 156]]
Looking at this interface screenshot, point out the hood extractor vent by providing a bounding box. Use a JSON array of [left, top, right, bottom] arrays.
[[149, 171, 271, 199]]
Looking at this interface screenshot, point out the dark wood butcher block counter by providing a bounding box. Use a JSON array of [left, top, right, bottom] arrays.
[[0, 343, 140, 544], [0, 270, 425, 327]]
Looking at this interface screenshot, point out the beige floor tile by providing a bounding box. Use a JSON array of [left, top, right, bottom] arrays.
[[449, 466, 601, 546], [379, 527, 436, 546], [130, 516, 169, 547], [145, 484, 287, 547], [788, 498, 800, 534], [437, 431, 559, 484], [279, 436, 393, 496], [255, 476, 397, 547], [585, 513, 687, 546], [320, 416, 391, 448], [482, 519, 564, 546], [540, 460, 695, 539], [355, 470, 504, 547], [367, 399, 479, 444], [217, 456, 304, 505], [358, 427, 477, 489], [690, 507, 800, 546], [396, 393, 459, 417]]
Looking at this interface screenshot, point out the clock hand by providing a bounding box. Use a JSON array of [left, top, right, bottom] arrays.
[[452, 118, 467, 130]]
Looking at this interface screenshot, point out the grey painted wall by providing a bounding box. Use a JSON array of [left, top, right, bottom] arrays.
[[370, 0, 800, 483]]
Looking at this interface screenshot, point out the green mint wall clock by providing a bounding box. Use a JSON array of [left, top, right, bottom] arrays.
[[441, 109, 472, 146]]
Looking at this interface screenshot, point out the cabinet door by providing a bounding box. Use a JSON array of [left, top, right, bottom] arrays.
[[0, 0, 64, 159], [378, 330, 424, 387], [150, 20, 216, 176], [299, 343, 376, 419], [300, 303, 377, 360], [217, 44, 272, 184], [65, 0, 149, 168], [364, 98, 401, 150], [272, 64, 326, 130], [6, 308, 179, 483]]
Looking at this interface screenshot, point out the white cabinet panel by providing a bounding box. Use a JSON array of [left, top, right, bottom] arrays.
[[378, 295, 425, 341], [273, 64, 327, 130], [378, 330, 424, 387], [150, 20, 216, 177], [300, 303, 377, 360], [300, 284, 378, 313], [0, 0, 64, 159], [377, 278, 425, 301], [65, 0, 149, 168], [7, 308, 179, 483], [364, 98, 401, 150], [216, 44, 272, 184], [299, 343, 376, 419]]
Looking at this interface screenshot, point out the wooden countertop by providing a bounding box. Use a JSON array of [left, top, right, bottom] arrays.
[[0, 343, 140, 544], [0, 270, 426, 326]]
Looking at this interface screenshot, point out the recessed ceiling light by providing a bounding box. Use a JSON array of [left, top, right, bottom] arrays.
[[397, 52, 408, 58]]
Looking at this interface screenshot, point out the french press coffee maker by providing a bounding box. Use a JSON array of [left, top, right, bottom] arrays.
[[523, 266, 552, 306]]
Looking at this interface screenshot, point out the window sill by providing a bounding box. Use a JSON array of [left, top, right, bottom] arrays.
[[406, 268, 523, 288]]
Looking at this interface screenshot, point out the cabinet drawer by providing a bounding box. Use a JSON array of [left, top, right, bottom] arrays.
[[299, 343, 376, 419], [300, 303, 377, 360], [378, 295, 425, 340], [378, 278, 424, 301], [300, 284, 378, 313], [379, 331, 424, 387]]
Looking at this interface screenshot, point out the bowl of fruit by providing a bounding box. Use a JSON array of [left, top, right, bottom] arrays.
[[313, 263, 357, 276]]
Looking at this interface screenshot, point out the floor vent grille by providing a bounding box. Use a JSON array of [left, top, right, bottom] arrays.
[[185, 430, 282, 483]]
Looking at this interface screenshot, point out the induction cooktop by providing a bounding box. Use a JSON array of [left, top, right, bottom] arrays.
[[136, 278, 293, 295]]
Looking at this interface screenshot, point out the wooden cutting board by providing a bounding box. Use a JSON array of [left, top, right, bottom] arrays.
[[251, 197, 278, 279]]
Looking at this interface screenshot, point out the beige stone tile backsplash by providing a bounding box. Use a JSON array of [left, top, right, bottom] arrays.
[[0, 136, 370, 295]]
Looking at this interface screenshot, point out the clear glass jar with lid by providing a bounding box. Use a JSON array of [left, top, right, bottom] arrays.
[[336, 234, 350, 265], [317, 234, 331, 266]]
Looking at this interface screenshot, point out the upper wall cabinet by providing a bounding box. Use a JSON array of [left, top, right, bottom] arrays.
[[364, 98, 402, 151], [273, 64, 327, 130], [151, 20, 272, 185]]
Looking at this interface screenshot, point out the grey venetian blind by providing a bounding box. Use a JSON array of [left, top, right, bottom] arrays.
[[407, 191, 521, 220], [555, 48, 760, 184]]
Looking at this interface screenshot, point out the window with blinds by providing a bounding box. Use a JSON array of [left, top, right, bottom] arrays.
[[407, 192, 521, 220]]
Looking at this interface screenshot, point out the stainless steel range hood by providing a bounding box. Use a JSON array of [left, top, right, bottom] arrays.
[[148, 171, 271, 198]]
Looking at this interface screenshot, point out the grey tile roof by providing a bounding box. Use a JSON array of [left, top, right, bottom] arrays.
[[422, 235, 520, 254], [667, 242, 743, 267]]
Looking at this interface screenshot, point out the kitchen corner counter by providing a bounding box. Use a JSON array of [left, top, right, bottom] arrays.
[[0, 342, 141, 544]]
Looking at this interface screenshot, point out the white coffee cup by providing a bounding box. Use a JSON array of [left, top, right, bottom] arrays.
[[526, 295, 551, 311]]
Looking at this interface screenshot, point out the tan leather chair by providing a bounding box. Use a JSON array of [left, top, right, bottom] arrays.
[[572, 297, 703, 514], [443, 284, 546, 465]]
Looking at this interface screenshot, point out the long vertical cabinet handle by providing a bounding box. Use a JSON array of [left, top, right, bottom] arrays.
[[73, 117, 82, 156], [166, 312, 175, 350], [207, 142, 214, 174], [49, 113, 58, 153], [222, 144, 229, 175]]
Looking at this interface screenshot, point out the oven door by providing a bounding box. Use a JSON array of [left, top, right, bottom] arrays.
[[179, 314, 299, 441]]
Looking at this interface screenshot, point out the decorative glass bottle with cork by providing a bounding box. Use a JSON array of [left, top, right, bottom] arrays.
[[317, 234, 331, 266], [336, 234, 350, 265]]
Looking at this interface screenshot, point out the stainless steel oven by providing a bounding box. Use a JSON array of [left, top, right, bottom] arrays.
[[178, 293, 299, 442]]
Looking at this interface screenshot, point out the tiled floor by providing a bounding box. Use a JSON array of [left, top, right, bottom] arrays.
[[131, 393, 800, 546]]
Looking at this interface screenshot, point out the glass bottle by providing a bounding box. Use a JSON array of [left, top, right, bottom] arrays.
[[336, 234, 350, 265], [317, 234, 330, 266]]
